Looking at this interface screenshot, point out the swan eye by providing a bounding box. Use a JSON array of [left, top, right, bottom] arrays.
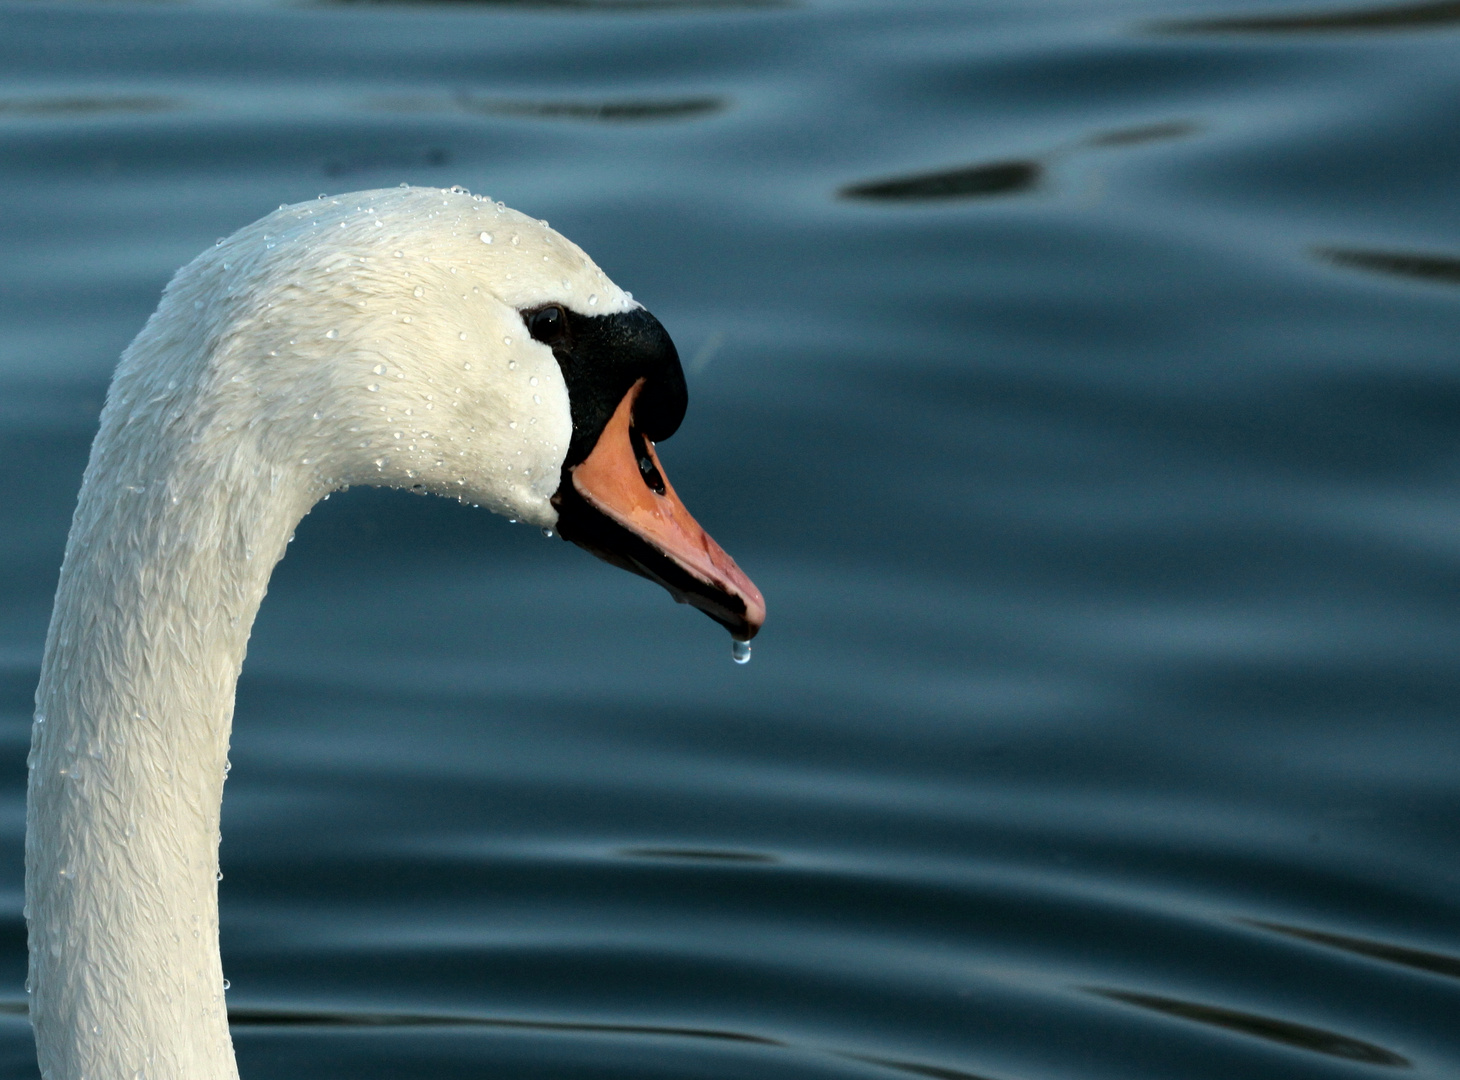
[[527, 305, 567, 345]]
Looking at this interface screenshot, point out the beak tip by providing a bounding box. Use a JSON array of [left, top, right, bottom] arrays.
[[717, 565, 764, 641], [741, 595, 766, 641]]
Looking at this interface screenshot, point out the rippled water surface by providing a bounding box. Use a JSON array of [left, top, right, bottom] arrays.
[[2, 0, 1460, 1076]]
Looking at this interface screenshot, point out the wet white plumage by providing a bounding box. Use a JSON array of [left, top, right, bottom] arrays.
[[26, 187, 632, 1080]]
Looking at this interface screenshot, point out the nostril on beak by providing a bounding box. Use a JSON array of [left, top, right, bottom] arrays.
[[629, 426, 666, 495]]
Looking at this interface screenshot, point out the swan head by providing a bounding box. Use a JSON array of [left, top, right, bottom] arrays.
[[155, 186, 763, 639]]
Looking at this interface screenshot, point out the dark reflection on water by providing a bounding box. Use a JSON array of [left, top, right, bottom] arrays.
[[0, 96, 176, 117], [840, 160, 1040, 201], [323, 0, 790, 9], [841, 121, 1203, 202], [1157, 0, 1460, 33], [228, 1008, 1005, 1080], [840, 1054, 999, 1080], [369, 93, 725, 122], [228, 1008, 781, 1044], [1244, 920, 1460, 980], [1085, 120, 1199, 147], [1315, 246, 1460, 285], [618, 847, 779, 863], [459, 96, 726, 122], [1088, 989, 1410, 1066]]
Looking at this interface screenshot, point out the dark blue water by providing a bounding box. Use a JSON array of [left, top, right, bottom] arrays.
[[2, 0, 1460, 1076]]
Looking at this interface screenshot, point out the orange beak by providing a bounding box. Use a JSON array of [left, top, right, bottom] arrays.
[[554, 379, 765, 641]]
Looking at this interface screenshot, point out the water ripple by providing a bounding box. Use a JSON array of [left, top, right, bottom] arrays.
[[1087, 988, 1411, 1066], [1243, 919, 1460, 980], [0, 95, 176, 118], [1084, 120, 1200, 148], [224, 1006, 1008, 1080], [840, 1054, 1001, 1080], [321, 0, 790, 9], [840, 161, 1041, 202], [458, 95, 726, 122], [618, 846, 780, 863], [1155, 0, 1460, 33], [227, 1006, 783, 1043], [1314, 247, 1460, 286]]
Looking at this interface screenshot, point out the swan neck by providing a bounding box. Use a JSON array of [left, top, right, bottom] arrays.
[[26, 394, 310, 1080]]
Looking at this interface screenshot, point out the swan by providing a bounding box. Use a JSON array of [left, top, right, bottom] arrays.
[[25, 186, 765, 1080]]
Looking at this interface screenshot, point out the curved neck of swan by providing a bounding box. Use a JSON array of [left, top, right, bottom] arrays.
[[27, 385, 313, 1079]]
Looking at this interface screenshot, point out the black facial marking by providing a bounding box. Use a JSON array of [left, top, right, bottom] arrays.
[[520, 304, 687, 470]]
